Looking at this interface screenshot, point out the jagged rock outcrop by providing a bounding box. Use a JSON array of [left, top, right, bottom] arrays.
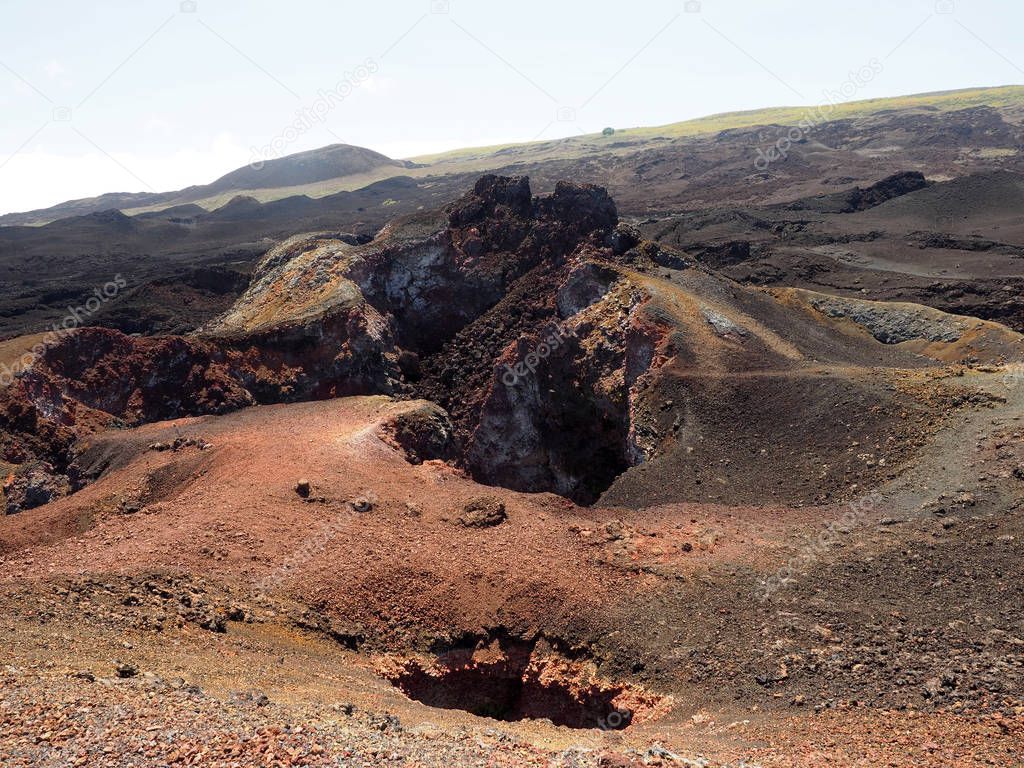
[[786, 170, 929, 213], [2, 462, 70, 514], [0, 176, 619, 510], [3, 174, 1022, 514], [464, 263, 667, 504], [208, 175, 617, 356]]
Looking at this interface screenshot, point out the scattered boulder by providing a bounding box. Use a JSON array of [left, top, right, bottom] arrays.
[[115, 662, 138, 679], [397, 350, 422, 381], [350, 496, 374, 513], [229, 690, 270, 708], [608, 223, 640, 256], [194, 610, 227, 633], [148, 436, 212, 452], [379, 403, 456, 465], [457, 497, 507, 528], [119, 500, 141, 515], [3, 463, 70, 514]]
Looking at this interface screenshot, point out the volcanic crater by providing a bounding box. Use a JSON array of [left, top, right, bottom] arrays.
[[3, 164, 1024, 766]]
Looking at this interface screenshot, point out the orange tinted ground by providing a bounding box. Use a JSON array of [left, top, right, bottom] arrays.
[[0, 396, 817, 637], [2, 392, 1023, 766]]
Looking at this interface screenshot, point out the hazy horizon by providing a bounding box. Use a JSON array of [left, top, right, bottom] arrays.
[[2, 0, 1022, 215]]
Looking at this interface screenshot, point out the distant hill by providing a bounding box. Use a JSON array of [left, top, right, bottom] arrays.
[[2, 84, 1024, 339], [206, 144, 411, 193], [0, 144, 412, 227], [3, 85, 1022, 228]]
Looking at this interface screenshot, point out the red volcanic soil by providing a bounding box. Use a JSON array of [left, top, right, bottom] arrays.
[[2, 174, 1024, 765], [0, 396, 793, 641], [1, 378, 1023, 764]]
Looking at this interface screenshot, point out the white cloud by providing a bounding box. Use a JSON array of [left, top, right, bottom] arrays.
[[360, 76, 398, 95], [142, 115, 176, 139], [44, 60, 65, 80]]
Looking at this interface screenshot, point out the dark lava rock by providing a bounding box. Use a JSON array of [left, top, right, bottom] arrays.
[[787, 170, 929, 213], [608, 223, 641, 256], [115, 662, 139, 679], [3, 463, 70, 514], [381, 403, 455, 465]]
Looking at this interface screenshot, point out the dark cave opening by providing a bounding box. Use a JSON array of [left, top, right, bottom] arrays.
[[385, 650, 636, 730]]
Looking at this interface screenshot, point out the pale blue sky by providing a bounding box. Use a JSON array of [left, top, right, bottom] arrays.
[[0, 0, 1021, 213]]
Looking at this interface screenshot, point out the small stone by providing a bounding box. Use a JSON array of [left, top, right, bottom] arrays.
[[196, 611, 227, 633], [295, 479, 311, 498], [115, 662, 138, 678], [457, 497, 507, 527], [350, 496, 374, 513]]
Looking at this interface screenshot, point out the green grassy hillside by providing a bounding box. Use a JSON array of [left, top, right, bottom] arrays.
[[412, 85, 1024, 163]]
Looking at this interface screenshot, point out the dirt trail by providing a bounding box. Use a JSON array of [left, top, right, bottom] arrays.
[[879, 366, 1024, 516]]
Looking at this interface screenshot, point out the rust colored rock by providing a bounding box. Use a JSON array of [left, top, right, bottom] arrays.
[[0, 175, 623, 490], [457, 497, 507, 528]]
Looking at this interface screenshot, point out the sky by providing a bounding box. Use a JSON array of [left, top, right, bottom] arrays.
[[0, 0, 1022, 214]]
